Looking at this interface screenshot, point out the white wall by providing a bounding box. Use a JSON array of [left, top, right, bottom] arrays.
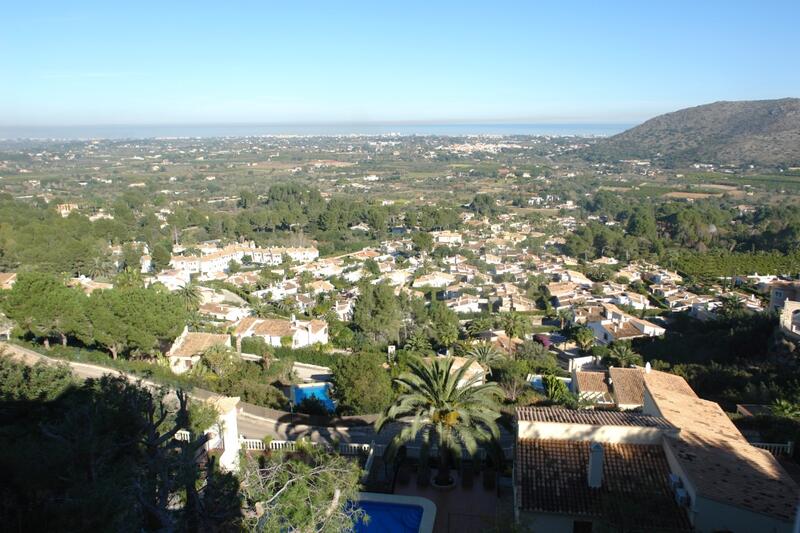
[[517, 420, 664, 445]]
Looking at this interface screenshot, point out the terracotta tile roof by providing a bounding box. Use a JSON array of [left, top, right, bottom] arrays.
[[575, 305, 605, 323], [643, 369, 697, 398], [546, 281, 578, 297], [644, 370, 799, 522], [574, 371, 610, 394], [516, 439, 690, 530], [604, 320, 646, 341], [233, 316, 326, 337], [226, 271, 261, 286], [171, 332, 229, 357], [233, 317, 293, 337], [199, 302, 227, 315], [308, 319, 327, 334], [516, 407, 674, 429], [608, 367, 645, 406], [0, 272, 17, 288]]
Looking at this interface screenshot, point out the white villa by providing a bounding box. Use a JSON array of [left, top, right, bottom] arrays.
[[169, 243, 318, 277], [232, 315, 328, 350]]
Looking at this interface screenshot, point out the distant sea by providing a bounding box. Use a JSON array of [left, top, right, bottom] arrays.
[[0, 122, 632, 140]]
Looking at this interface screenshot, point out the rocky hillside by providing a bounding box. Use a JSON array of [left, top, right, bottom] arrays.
[[588, 98, 800, 167]]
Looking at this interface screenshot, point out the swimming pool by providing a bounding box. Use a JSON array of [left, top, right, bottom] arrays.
[[292, 382, 335, 412], [355, 501, 423, 533], [353, 494, 435, 533]]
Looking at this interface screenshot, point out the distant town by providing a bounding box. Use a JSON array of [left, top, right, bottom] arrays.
[[1, 132, 799, 532]]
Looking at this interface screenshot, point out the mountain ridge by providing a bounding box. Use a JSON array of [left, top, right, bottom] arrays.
[[587, 98, 800, 167]]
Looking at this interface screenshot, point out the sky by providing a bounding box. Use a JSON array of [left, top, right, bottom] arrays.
[[1, 0, 799, 127]]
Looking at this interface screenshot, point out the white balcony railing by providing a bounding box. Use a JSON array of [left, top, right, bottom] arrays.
[[238, 437, 375, 456], [752, 441, 794, 456]]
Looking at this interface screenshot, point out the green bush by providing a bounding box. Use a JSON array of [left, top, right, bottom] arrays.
[[273, 346, 340, 368]]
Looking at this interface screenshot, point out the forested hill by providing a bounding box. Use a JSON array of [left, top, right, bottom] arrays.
[[586, 98, 800, 168]]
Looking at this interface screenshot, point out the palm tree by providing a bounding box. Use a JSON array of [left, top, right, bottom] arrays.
[[404, 329, 432, 354], [186, 311, 204, 330], [557, 308, 574, 330], [605, 343, 643, 368], [200, 344, 236, 378], [718, 295, 745, 319], [177, 282, 202, 312], [573, 326, 595, 354], [466, 316, 494, 338], [87, 256, 114, 280], [375, 357, 503, 486], [502, 312, 530, 340], [435, 322, 459, 353], [467, 341, 505, 375], [251, 301, 274, 319]]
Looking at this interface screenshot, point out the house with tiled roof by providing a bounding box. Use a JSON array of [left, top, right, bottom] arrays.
[[642, 268, 683, 285], [445, 294, 482, 314], [474, 329, 523, 356], [607, 367, 645, 409], [167, 328, 230, 374], [641, 370, 799, 532], [612, 291, 651, 310], [252, 279, 298, 301], [152, 269, 191, 291], [225, 270, 262, 288], [231, 315, 328, 350], [307, 279, 335, 295], [412, 271, 456, 289], [582, 303, 665, 345], [497, 292, 538, 313], [514, 406, 688, 532], [68, 276, 113, 294], [430, 230, 462, 245], [572, 371, 614, 406], [198, 302, 249, 323], [513, 371, 800, 532], [169, 244, 318, 278], [560, 269, 594, 288], [573, 367, 646, 410], [547, 282, 590, 310], [515, 439, 691, 532]]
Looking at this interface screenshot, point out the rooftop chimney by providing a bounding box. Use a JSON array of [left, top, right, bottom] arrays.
[[645, 361, 652, 373], [588, 442, 604, 489]]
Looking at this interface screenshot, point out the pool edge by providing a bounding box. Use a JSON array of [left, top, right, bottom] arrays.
[[357, 491, 437, 533]]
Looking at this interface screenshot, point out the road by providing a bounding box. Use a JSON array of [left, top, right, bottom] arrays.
[[1, 342, 514, 450], [0, 342, 387, 444]]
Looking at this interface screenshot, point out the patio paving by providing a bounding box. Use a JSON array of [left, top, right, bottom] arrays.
[[391, 464, 514, 532]]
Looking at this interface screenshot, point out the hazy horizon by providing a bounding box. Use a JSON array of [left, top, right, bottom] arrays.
[[0, 121, 634, 141]]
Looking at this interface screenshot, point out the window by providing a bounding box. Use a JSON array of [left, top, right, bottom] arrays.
[[573, 520, 593, 533]]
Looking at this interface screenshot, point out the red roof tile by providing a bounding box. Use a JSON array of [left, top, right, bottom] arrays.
[[516, 407, 674, 429], [516, 439, 690, 530]]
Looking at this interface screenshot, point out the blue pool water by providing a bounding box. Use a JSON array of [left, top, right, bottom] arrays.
[[354, 501, 424, 533], [292, 383, 335, 412]]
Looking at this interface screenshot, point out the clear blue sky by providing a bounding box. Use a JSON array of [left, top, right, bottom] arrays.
[[2, 0, 798, 126]]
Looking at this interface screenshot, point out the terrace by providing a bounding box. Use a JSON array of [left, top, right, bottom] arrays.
[[362, 445, 515, 532]]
